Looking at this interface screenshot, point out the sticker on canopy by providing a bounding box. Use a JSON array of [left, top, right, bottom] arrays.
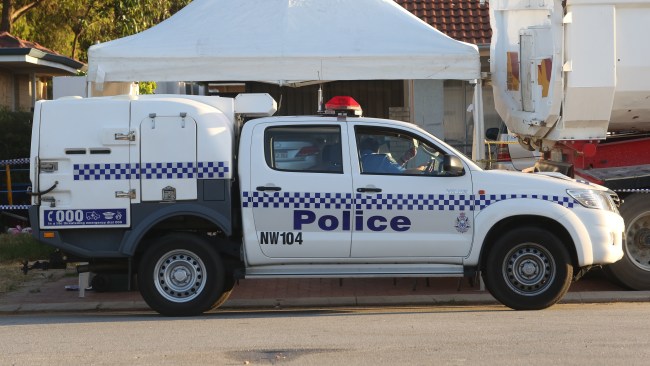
[[44, 209, 127, 226]]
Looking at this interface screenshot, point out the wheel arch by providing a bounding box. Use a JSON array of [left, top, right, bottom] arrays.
[[119, 203, 233, 258], [478, 215, 579, 271]]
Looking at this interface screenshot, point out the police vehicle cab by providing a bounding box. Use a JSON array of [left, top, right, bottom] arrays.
[[29, 93, 624, 316]]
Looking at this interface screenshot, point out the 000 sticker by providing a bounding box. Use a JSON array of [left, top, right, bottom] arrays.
[[44, 209, 127, 226]]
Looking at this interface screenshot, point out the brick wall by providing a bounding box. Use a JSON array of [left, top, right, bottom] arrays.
[[0, 72, 12, 109], [389, 107, 411, 123], [15, 74, 32, 111]]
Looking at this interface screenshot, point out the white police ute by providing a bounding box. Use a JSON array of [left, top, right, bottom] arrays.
[[29, 93, 624, 316]]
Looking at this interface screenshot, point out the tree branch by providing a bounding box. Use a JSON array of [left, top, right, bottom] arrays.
[[11, 0, 49, 22]]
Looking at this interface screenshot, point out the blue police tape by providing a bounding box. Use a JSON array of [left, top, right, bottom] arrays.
[[0, 158, 30, 166], [0, 205, 30, 210]]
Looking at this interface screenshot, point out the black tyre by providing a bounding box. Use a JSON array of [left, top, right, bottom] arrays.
[[483, 227, 573, 310], [138, 233, 225, 316], [605, 194, 650, 290], [210, 274, 236, 310]]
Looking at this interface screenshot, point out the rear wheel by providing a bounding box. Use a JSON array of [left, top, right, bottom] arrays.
[[606, 194, 650, 290], [138, 233, 225, 316], [483, 227, 573, 310]]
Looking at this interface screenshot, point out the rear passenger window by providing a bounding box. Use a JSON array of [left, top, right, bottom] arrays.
[[264, 126, 343, 173]]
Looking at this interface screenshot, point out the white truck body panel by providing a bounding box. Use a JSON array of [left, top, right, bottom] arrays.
[[140, 115, 198, 201], [31, 95, 235, 228], [34, 97, 133, 229], [490, 0, 650, 143]]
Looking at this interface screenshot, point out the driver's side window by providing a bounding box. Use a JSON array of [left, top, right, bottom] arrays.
[[355, 126, 444, 176]]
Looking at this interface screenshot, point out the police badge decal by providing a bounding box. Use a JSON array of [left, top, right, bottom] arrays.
[[455, 212, 471, 233]]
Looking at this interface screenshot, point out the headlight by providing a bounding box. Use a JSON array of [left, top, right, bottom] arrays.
[[567, 189, 618, 213]]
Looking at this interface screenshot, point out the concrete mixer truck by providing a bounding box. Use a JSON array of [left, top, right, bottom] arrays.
[[488, 0, 650, 289]]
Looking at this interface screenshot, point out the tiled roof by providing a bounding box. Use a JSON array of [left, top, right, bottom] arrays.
[[0, 31, 85, 70], [0, 31, 60, 54], [395, 0, 491, 45]]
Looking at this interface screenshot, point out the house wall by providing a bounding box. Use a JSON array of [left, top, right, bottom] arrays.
[[442, 79, 507, 156], [246, 80, 404, 119], [15, 74, 33, 111], [37, 77, 48, 101], [172, 78, 494, 157], [0, 72, 55, 111], [412, 79, 445, 139], [0, 71, 13, 109]]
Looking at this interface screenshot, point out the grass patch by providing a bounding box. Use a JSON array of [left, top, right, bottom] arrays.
[[0, 262, 32, 293], [0, 234, 57, 294], [0, 261, 62, 294], [0, 233, 55, 262]]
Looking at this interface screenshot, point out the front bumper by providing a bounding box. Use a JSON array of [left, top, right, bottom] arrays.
[[580, 209, 624, 265]]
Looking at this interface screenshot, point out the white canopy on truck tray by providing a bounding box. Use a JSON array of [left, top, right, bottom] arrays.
[[87, 0, 480, 85]]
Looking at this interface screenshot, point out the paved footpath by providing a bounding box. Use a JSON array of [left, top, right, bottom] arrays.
[[1, 268, 650, 313]]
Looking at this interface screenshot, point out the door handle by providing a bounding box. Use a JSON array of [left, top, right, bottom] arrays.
[[41, 196, 56, 207], [357, 187, 382, 193], [115, 189, 136, 199], [256, 186, 282, 192]]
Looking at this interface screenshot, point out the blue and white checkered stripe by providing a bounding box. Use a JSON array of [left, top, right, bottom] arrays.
[[474, 194, 574, 210], [73, 161, 229, 181], [197, 161, 229, 179], [242, 192, 354, 209], [243, 192, 575, 211], [356, 194, 473, 211], [141, 162, 196, 179], [74, 163, 139, 181]]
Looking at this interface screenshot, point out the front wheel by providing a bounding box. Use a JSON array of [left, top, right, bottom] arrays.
[[138, 233, 225, 316], [483, 227, 573, 310]]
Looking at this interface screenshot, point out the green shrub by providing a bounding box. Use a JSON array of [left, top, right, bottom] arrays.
[[0, 108, 33, 161], [139, 81, 157, 95], [0, 108, 32, 207], [0, 234, 54, 261], [0, 109, 33, 227]]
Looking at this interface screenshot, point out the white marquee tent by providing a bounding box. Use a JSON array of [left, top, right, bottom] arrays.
[[87, 0, 481, 85]]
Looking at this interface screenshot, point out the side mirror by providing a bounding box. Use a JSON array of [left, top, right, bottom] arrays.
[[443, 155, 465, 176], [485, 127, 500, 141]]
